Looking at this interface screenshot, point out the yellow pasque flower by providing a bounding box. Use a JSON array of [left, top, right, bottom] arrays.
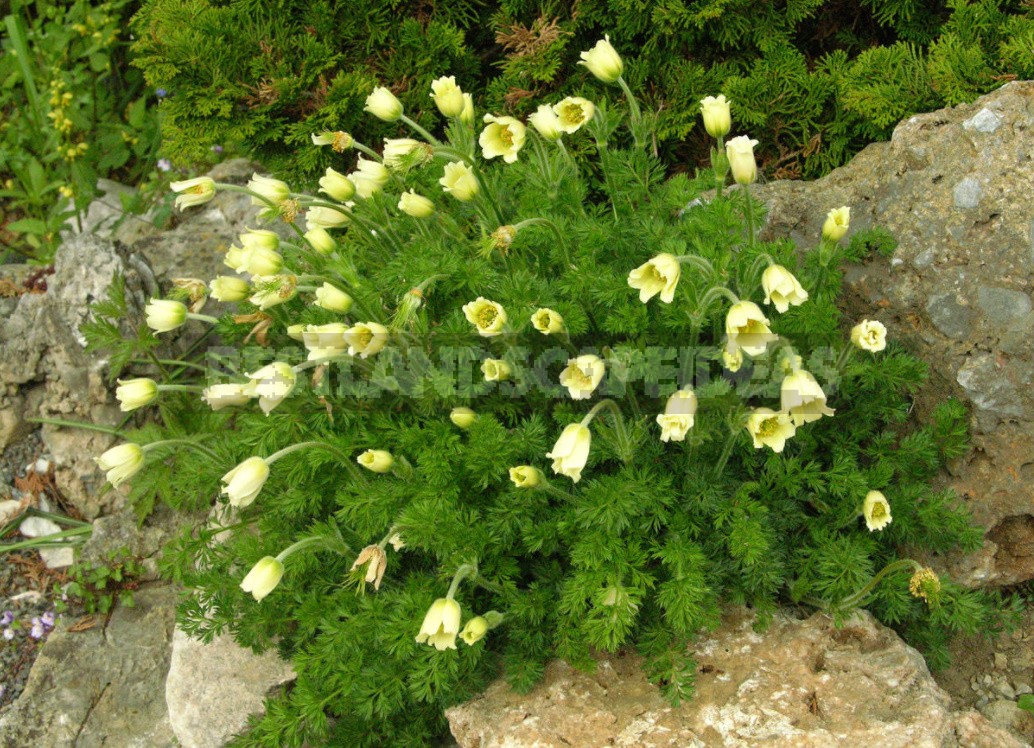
[[210, 276, 251, 302], [552, 97, 595, 134], [170, 176, 216, 210], [357, 449, 394, 474], [351, 545, 388, 590], [725, 301, 774, 357], [462, 297, 506, 337], [318, 167, 355, 202], [851, 319, 887, 352], [115, 378, 158, 412], [531, 308, 564, 335], [202, 383, 253, 410], [415, 597, 462, 650], [559, 355, 605, 400], [344, 322, 390, 358], [240, 228, 280, 252], [95, 443, 145, 488], [364, 86, 403, 121], [306, 205, 351, 230], [480, 114, 526, 163], [726, 135, 759, 185], [301, 323, 349, 361], [909, 567, 940, 603], [509, 465, 544, 489], [449, 407, 477, 429], [246, 362, 296, 414], [547, 423, 592, 483], [313, 282, 353, 314], [822, 206, 851, 242], [579, 35, 623, 83], [700, 95, 732, 139], [863, 490, 892, 532], [481, 358, 512, 382], [528, 105, 562, 141], [240, 557, 284, 602], [656, 388, 697, 443], [746, 408, 796, 453], [628, 253, 681, 304], [761, 265, 809, 313], [221, 456, 270, 507], [223, 245, 247, 273], [460, 93, 475, 125], [145, 299, 187, 333], [350, 157, 390, 199], [383, 138, 427, 170], [311, 131, 353, 152], [460, 616, 489, 645], [722, 348, 743, 373], [439, 161, 479, 201], [780, 370, 834, 425], [249, 275, 297, 310], [398, 190, 435, 218], [431, 76, 465, 118], [247, 173, 290, 210], [304, 227, 336, 255]]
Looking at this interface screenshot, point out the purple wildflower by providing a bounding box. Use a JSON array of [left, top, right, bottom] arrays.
[[156, 88, 168, 98], [41, 611, 55, 628], [157, 158, 172, 172], [0, 611, 12, 626], [29, 619, 44, 639]]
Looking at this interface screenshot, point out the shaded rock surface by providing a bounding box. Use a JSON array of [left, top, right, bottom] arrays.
[[750, 81, 1034, 586], [448, 608, 1030, 748]]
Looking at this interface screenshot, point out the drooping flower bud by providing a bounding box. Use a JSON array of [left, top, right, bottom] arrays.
[[145, 299, 188, 333], [115, 378, 158, 412], [449, 407, 477, 429], [221, 456, 270, 508], [431, 76, 465, 118], [415, 597, 462, 650], [578, 36, 623, 83], [240, 556, 284, 602], [656, 388, 697, 442], [761, 265, 809, 313], [364, 86, 403, 122], [547, 423, 592, 483], [357, 449, 394, 474], [95, 443, 145, 487]]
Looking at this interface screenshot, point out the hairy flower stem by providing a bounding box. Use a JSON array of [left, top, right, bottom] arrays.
[[514, 218, 570, 267], [143, 438, 221, 462], [297, 197, 403, 253], [712, 427, 740, 477], [581, 398, 633, 463], [834, 559, 925, 611], [399, 115, 441, 146], [447, 562, 478, 599], [674, 254, 717, 280], [743, 184, 757, 248], [712, 135, 727, 199], [433, 146, 505, 227], [616, 76, 643, 148], [695, 285, 740, 316], [275, 534, 334, 563], [186, 312, 220, 324], [351, 141, 383, 162], [214, 184, 309, 242]]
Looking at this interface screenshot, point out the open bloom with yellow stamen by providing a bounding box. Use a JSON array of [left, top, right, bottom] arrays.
[[145, 299, 187, 333], [480, 114, 526, 163], [781, 370, 834, 425], [357, 449, 394, 474], [210, 276, 250, 302], [726, 135, 759, 185], [462, 297, 506, 337], [656, 388, 697, 442], [116, 378, 158, 412], [364, 86, 403, 121], [246, 362, 296, 414], [431, 76, 465, 118], [202, 383, 253, 410], [863, 490, 892, 532], [344, 322, 389, 358], [509, 465, 543, 489], [170, 176, 216, 210], [481, 359, 512, 382], [547, 423, 592, 483], [823, 206, 851, 241], [318, 167, 355, 202], [528, 105, 562, 141], [851, 319, 887, 352], [439, 161, 479, 201], [725, 301, 774, 356], [314, 283, 353, 313], [628, 253, 680, 304], [531, 308, 564, 335], [559, 355, 605, 400], [221, 456, 270, 508], [762, 265, 809, 313], [700, 95, 732, 139], [301, 323, 349, 361], [579, 35, 623, 83], [745, 408, 796, 453], [553, 97, 595, 134], [351, 545, 388, 590], [311, 131, 353, 152], [95, 443, 145, 488], [240, 556, 284, 602], [415, 597, 462, 650], [722, 348, 744, 372]]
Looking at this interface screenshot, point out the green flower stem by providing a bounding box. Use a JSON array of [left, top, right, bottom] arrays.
[[834, 559, 924, 611], [399, 114, 441, 146], [514, 218, 570, 267], [351, 141, 383, 161], [712, 426, 741, 477], [275, 534, 333, 563], [743, 184, 757, 248], [376, 526, 397, 550], [214, 183, 310, 242], [834, 344, 856, 374], [143, 438, 221, 462], [28, 417, 121, 435], [156, 384, 205, 394], [555, 139, 578, 170], [696, 285, 740, 314], [134, 358, 209, 373], [186, 312, 220, 325], [22, 509, 91, 528], [580, 398, 633, 462], [432, 147, 505, 226], [713, 136, 727, 200], [674, 254, 717, 279], [266, 440, 350, 466], [296, 197, 402, 253], [616, 76, 643, 147], [447, 562, 478, 599], [0, 525, 92, 554], [540, 482, 577, 502]]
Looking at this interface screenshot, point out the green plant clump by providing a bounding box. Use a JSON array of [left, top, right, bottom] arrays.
[[131, 0, 1034, 185], [55, 548, 144, 616], [86, 52, 1017, 746], [0, 0, 160, 261]]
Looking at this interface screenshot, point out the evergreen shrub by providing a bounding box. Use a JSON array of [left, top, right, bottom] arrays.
[[131, 0, 1034, 184], [87, 48, 1019, 745]]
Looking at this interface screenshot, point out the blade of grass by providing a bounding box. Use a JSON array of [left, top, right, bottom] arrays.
[[3, 14, 44, 133]]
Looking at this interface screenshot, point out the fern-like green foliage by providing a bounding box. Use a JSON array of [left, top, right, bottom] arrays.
[[92, 75, 1020, 745], [131, 0, 1034, 183]]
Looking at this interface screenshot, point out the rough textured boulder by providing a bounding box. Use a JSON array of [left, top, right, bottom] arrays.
[[447, 608, 1029, 748], [750, 81, 1034, 587]]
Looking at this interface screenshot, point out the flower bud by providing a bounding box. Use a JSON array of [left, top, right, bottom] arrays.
[[301, 322, 349, 361], [628, 253, 680, 304], [431, 76, 465, 118], [460, 616, 489, 645], [439, 161, 479, 201], [449, 407, 477, 429], [350, 157, 390, 199], [306, 205, 351, 230], [357, 449, 394, 474], [726, 135, 759, 185], [318, 167, 356, 202], [700, 95, 732, 139], [304, 227, 337, 255], [553, 97, 595, 134], [247, 173, 290, 206], [364, 86, 403, 122], [850, 319, 887, 352], [145, 298, 187, 333], [221, 456, 270, 507], [313, 282, 353, 313], [559, 355, 605, 400], [249, 275, 297, 310], [415, 597, 462, 650], [547, 423, 592, 483], [170, 176, 216, 210], [528, 105, 562, 141], [822, 206, 851, 242], [481, 358, 511, 382], [202, 383, 253, 410], [116, 378, 158, 412], [508, 465, 543, 489], [462, 297, 506, 337], [781, 370, 834, 426], [579, 35, 623, 83], [863, 490, 892, 532], [398, 190, 435, 218], [531, 307, 564, 335], [95, 443, 145, 488], [239, 228, 280, 251], [383, 138, 426, 170], [460, 93, 475, 125], [210, 276, 251, 302], [241, 245, 284, 276], [351, 545, 388, 590], [761, 265, 809, 313], [240, 556, 284, 602]]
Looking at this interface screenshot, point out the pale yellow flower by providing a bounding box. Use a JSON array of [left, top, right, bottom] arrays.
[[351, 545, 388, 590], [509, 465, 544, 488], [240, 245, 284, 276], [210, 276, 251, 302], [240, 556, 284, 602], [851, 319, 887, 352], [313, 282, 353, 313], [383, 138, 426, 170], [115, 378, 158, 412], [439, 161, 479, 201], [246, 362, 296, 414], [726, 135, 759, 185], [248, 275, 297, 310], [357, 449, 394, 474], [462, 297, 506, 337], [460, 93, 475, 125], [725, 301, 774, 357], [398, 190, 435, 218], [415, 597, 462, 650], [822, 206, 851, 241], [145, 299, 187, 333], [344, 322, 389, 358], [762, 265, 809, 313], [306, 205, 351, 230], [656, 388, 697, 442], [780, 370, 834, 425], [480, 114, 526, 163], [430, 76, 465, 118], [318, 167, 355, 202], [350, 157, 390, 199], [311, 131, 353, 152], [722, 348, 743, 372], [700, 95, 732, 139], [221, 456, 270, 508], [301, 323, 349, 361], [531, 308, 564, 335], [364, 86, 403, 121], [170, 176, 216, 210], [547, 423, 592, 482], [460, 616, 489, 645], [304, 227, 336, 255], [627, 253, 680, 304], [579, 35, 623, 83], [863, 490, 892, 532], [745, 408, 796, 453], [553, 97, 595, 134], [95, 443, 145, 488], [481, 358, 512, 382], [449, 407, 477, 429], [559, 355, 605, 400], [202, 383, 253, 410], [528, 105, 562, 141]]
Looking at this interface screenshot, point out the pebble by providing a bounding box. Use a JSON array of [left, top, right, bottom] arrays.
[[1015, 681, 1033, 696], [994, 652, 1008, 670], [995, 680, 1016, 699]]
